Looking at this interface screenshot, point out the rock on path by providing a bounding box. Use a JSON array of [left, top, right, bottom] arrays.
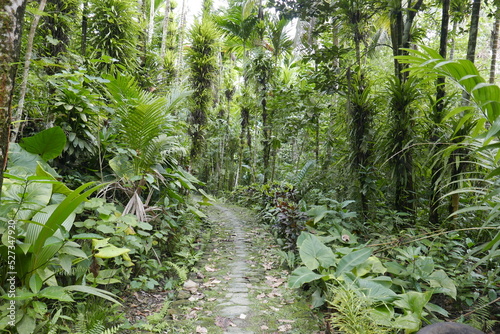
[[170, 201, 325, 334]]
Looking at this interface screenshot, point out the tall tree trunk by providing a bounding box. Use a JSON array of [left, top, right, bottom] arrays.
[[429, 0, 450, 225], [147, 0, 155, 46], [176, 0, 187, 78], [0, 0, 27, 197], [449, 20, 458, 60], [449, 0, 482, 216], [466, 0, 481, 63], [160, 0, 171, 59], [81, 0, 88, 55], [388, 0, 423, 217], [11, 0, 47, 142], [490, 6, 500, 84]]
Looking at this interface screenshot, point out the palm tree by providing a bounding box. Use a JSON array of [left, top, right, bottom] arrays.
[[385, 75, 420, 216], [186, 19, 220, 165], [214, 0, 259, 186], [87, 0, 141, 73]]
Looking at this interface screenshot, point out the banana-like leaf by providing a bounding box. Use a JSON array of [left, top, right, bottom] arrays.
[[298, 233, 336, 270], [19, 126, 66, 161], [64, 285, 122, 305], [33, 182, 105, 254], [288, 267, 324, 288], [335, 248, 372, 277]]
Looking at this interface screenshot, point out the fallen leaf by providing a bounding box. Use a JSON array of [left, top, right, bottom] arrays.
[[205, 265, 217, 272], [261, 325, 269, 330], [256, 293, 266, 300], [278, 324, 293, 332], [183, 280, 198, 293], [196, 326, 208, 333], [215, 316, 235, 329], [188, 293, 205, 301], [263, 262, 274, 270]]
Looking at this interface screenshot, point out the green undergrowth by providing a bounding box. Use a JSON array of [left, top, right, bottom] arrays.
[[125, 200, 324, 333]]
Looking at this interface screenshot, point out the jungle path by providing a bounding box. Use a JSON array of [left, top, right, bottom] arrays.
[[169, 201, 325, 333]]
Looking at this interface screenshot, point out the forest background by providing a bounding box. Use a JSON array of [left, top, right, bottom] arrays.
[[0, 0, 499, 332]]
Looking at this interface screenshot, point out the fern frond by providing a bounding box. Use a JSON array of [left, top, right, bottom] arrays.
[[165, 261, 188, 281], [466, 296, 498, 333], [293, 160, 316, 187], [87, 321, 106, 334], [100, 325, 123, 334]]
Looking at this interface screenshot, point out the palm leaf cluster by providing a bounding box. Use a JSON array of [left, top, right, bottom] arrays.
[[106, 74, 188, 175]]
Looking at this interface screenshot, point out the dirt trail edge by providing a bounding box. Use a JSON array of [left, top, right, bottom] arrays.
[[170, 201, 325, 334]]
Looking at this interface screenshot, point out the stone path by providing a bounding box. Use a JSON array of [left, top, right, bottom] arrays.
[[169, 201, 325, 333]]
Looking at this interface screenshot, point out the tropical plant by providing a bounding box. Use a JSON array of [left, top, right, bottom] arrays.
[[86, 0, 141, 73], [288, 231, 456, 332], [0, 128, 124, 334], [186, 18, 220, 164]]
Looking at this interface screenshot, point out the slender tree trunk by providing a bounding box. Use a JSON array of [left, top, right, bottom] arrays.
[[0, 0, 27, 197], [11, 0, 47, 142], [449, 20, 458, 60], [81, 0, 88, 55], [490, 7, 500, 84], [449, 0, 482, 216], [429, 0, 450, 225], [388, 0, 424, 217], [466, 0, 481, 63], [160, 0, 171, 59], [147, 0, 155, 46], [176, 0, 187, 78]]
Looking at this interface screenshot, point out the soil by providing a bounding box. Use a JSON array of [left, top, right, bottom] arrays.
[[121, 200, 326, 333]]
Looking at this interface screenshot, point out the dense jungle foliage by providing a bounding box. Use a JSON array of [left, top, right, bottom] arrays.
[[0, 0, 499, 332]]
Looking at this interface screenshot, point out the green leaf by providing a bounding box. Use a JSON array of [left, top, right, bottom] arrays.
[[356, 278, 399, 303], [306, 205, 330, 224], [427, 270, 457, 299], [425, 302, 449, 317], [299, 233, 336, 270], [19, 126, 66, 161], [71, 233, 105, 240], [392, 313, 421, 331], [394, 291, 432, 318], [94, 245, 130, 258], [64, 285, 122, 305], [352, 256, 386, 277], [8, 143, 60, 177], [39, 286, 74, 302], [29, 274, 42, 294], [288, 267, 324, 288], [35, 163, 72, 195], [16, 314, 36, 334], [335, 248, 372, 277], [33, 182, 105, 255]]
